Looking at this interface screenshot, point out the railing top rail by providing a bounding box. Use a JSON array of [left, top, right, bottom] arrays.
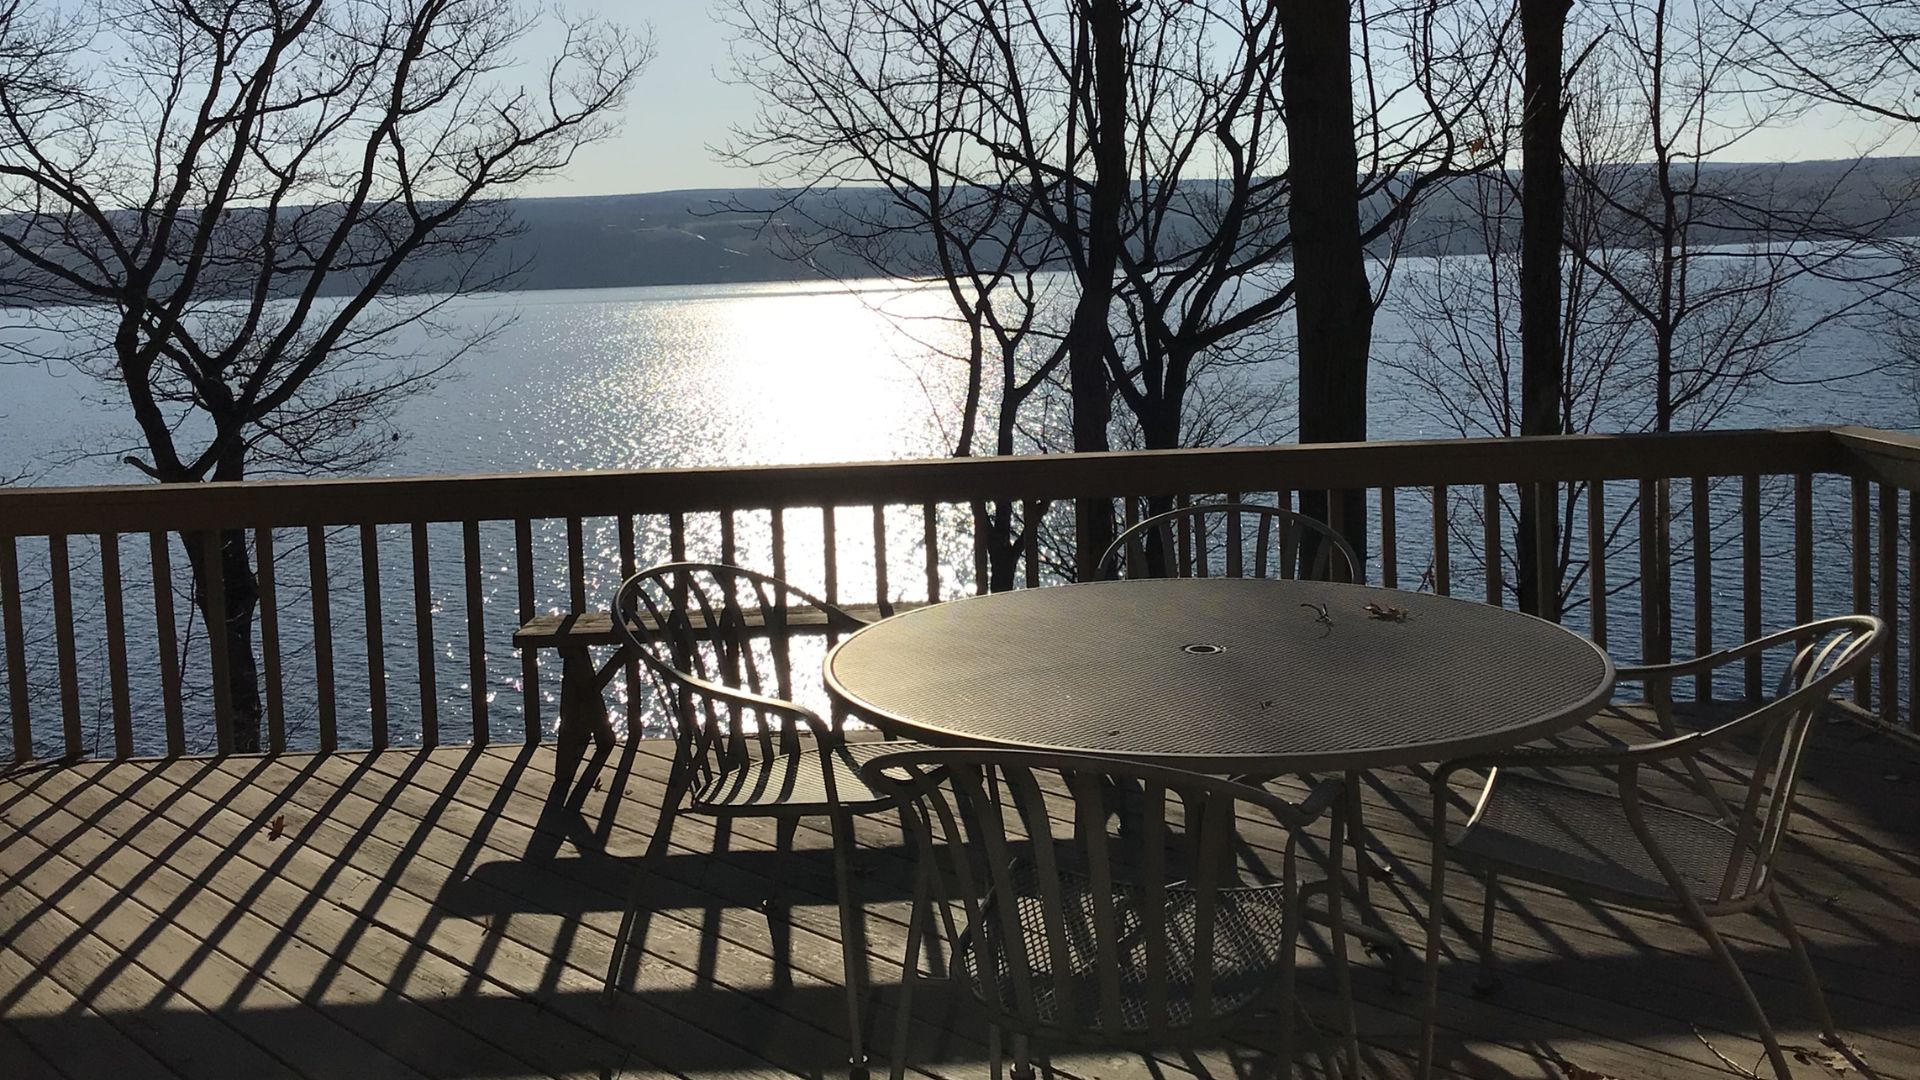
[[0, 426, 1854, 536], [1832, 426, 1920, 489]]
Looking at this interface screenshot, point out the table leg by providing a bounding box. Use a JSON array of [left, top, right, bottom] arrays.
[[1418, 783, 1449, 1079], [1337, 770, 1415, 992], [554, 646, 616, 795]]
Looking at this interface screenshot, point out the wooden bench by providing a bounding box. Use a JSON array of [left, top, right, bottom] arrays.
[[513, 601, 924, 789]]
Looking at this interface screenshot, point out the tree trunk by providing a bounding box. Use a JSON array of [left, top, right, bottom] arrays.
[[1282, 0, 1372, 565], [1516, 0, 1571, 620], [1067, 0, 1128, 580], [179, 452, 264, 753]]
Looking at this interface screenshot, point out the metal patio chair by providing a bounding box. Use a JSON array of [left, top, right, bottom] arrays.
[[1100, 499, 1399, 982], [1098, 501, 1362, 584], [602, 561, 926, 1078], [1421, 615, 1884, 1079], [861, 746, 1357, 1080]]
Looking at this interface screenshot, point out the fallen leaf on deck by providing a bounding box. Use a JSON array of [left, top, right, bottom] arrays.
[[1787, 1041, 1857, 1076], [267, 814, 285, 841], [1542, 1046, 1625, 1080]]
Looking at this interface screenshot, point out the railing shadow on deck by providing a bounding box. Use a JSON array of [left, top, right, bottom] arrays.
[[5, 733, 1919, 1080]]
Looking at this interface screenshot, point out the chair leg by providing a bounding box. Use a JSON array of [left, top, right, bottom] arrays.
[[1279, 889, 1300, 1078], [988, 1025, 1004, 1080], [899, 805, 955, 982], [1010, 1033, 1033, 1080], [1679, 895, 1794, 1080], [887, 860, 929, 1080], [830, 812, 871, 1079], [1325, 809, 1360, 1079], [1472, 872, 1502, 996], [604, 773, 686, 1000], [1766, 888, 1841, 1044]]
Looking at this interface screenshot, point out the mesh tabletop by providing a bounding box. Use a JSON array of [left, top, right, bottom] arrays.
[[825, 579, 1614, 773]]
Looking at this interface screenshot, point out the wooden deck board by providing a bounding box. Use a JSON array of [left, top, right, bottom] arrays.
[[1, 714, 1916, 1080]]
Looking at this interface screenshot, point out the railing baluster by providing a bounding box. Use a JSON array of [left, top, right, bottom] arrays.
[[566, 516, 586, 614], [922, 502, 939, 601], [973, 504, 988, 595], [1432, 484, 1450, 596], [306, 526, 336, 753], [618, 514, 639, 731], [412, 522, 437, 748], [1878, 483, 1898, 724], [1581, 479, 1607, 651], [771, 507, 787, 582], [1226, 495, 1244, 578], [1692, 476, 1713, 703], [2, 536, 30, 762], [872, 505, 892, 615], [1910, 489, 1918, 732], [1024, 500, 1041, 588], [1380, 487, 1397, 588], [360, 524, 387, 750], [1741, 476, 1761, 700], [198, 529, 234, 756], [721, 510, 738, 565], [46, 535, 81, 757], [1641, 478, 1676, 666], [153, 532, 185, 754], [1530, 481, 1557, 619], [822, 505, 838, 604], [515, 518, 538, 738], [100, 533, 133, 758], [670, 512, 687, 561], [1482, 483, 1501, 606], [1852, 476, 1871, 708], [1795, 473, 1813, 626], [464, 519, 487, 746], [256, 528, 285, 754]]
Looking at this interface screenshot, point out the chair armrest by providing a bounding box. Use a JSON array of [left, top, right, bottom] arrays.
[[1614, 618, 1849, 684], [658, 665, 835, 742], [1432, 733, 1696, 790], [1294, 775, 1346, 821]]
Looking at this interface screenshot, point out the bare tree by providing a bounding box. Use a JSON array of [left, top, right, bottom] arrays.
[[1734, 0, 1920, 127], [0, 0, 649, 750], [725, 0, 1500, 579], [1734, 0, 1920, 392], [1389, 0, 1895, 647]]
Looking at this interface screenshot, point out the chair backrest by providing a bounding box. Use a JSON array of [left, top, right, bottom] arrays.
[[1098, 502, 1361, 583], [861, 747, 1342, 1049], [1686, 616, 1881, 904], [611, 562, 869, 782]]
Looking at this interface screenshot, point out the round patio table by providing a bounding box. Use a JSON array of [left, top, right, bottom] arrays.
[[824, 577, 1614, 773]]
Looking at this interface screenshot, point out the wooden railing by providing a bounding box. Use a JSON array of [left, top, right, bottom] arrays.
[[1, 425, 1914, 764]]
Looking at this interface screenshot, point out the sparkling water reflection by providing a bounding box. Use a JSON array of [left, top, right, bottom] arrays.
[[0, 274, 1911, 757]]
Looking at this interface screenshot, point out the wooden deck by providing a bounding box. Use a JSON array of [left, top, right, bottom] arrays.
[[2, 708, 1917, 1080]]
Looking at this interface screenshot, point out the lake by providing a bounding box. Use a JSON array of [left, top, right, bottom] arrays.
[[0, 266, 1912, 757]]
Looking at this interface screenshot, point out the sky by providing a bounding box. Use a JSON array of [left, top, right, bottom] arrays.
[[521, 1, 1918, 200], [522, 2, 764, 197]]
